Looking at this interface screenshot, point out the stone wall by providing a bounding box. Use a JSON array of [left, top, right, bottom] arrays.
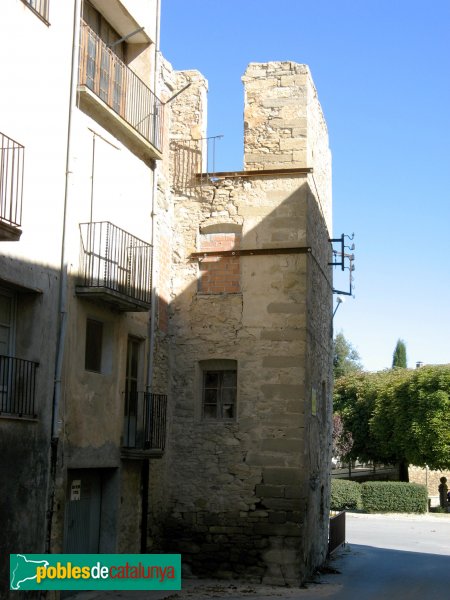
[[409, 466, 450, 499], [150, 61, 333, 585]]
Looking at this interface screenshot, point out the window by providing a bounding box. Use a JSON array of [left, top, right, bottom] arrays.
[[82, 1, 125, 114], [0, 289, 38, 418], [123, 337, 141, 446], [0, 291, 15, 356], [85, 318, 103, 372], [201, 361, 237, 420]]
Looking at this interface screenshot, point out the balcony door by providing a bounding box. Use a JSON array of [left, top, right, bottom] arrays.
[[0, 291, 15, 413], [0, 290, 14, 355], [123, 337, 141, 447], [82, 1, 125, 116]]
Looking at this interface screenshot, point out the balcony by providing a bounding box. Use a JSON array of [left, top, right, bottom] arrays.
[[76, 221, 152, 312], [0, 133, 24, 241], [78, 20, 163, 164], [0, 356, 38, 419], [21, 0, 50, 24], [121, 392, 167, 459]]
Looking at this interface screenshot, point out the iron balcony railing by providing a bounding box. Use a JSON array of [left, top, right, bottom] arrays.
[[0, 356, 38, 418], [0, 132, 24, 230], [21, 0, 49, 23], [123, 392, 167, 451], [79, 20, 163, 152], [79, 221, 152, 306]]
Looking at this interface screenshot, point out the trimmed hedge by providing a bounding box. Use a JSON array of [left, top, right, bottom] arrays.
[[330, 479, 362, 511], [361, 481, 428, 514]]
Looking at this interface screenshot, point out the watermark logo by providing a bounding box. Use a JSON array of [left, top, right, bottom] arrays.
[[10, 554, 181, 591]]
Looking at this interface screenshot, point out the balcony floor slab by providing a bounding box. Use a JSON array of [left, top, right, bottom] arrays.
[[76, 286, 151, 312]]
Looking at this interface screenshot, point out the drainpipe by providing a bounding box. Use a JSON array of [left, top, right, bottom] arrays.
[[142, 0, 161, 555], [45, 0, 81, 553], [142, 0, 162, 553], [146, 0, 161, 396]]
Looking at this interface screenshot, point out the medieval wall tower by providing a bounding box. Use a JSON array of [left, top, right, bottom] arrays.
[[150, 61, 333, 585]]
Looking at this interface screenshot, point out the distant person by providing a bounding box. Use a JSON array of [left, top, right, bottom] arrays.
[[438, 476, 448, 508]]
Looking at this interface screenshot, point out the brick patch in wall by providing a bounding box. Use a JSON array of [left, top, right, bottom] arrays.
[[198, 232, 241, 294]]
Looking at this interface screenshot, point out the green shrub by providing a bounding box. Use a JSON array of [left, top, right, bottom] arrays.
[[361, 481, 428, 514], [330, 479, 362, 511]]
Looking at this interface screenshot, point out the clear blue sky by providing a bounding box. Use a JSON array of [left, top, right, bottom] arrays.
[[161, 0, 450, 372]]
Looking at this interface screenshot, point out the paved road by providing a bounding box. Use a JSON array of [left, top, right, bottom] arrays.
[[68, 513, 450, 600]]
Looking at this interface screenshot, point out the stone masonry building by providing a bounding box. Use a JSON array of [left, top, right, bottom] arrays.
[[148, 62, 334, 586]]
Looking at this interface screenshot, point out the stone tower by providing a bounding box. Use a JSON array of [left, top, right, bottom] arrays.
[[152, 61, 333, 586]]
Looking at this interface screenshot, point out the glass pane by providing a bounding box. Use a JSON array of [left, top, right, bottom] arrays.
[[222, 370, 237, 387], [86, 35, 97, 90], [221, 388, 236, 405], [204, 389, 218, 404], [204, 371, 219, 388], [0, 295, 11, 325], [222, 404, 234, 419], [203, 404, 217, 419], [127, 339, 139, 380], [0, 326, 10, 355]]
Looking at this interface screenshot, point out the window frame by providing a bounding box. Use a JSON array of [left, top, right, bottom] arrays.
[[0, 288, 16, 357], [200, 361, 237, 421]]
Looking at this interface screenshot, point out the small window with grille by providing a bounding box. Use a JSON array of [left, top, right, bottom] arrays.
[[200, 359, 237, 420]]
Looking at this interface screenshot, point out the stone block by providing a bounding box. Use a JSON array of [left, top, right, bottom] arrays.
[[286, 510, 304, 523], [209, 526, 242, 534], [292, 150, 307, 162], [263, 547, 297, 564], [260, 329, 303, 342], [267, 216, 303, 229], [284, 485, 304, 499], [279, 138, 306, 150], [286, 399, 305, 413], [262, 356, 301, 368], [262, 467, 302, 486], [245, 452, 285, 467], [269, 117, 307, 128], [260, 384, 303, 399], [262, 498, 304, 511], [253, 522, 302, 536], [268, 511, 287, 524], [255, 484, 285, 498], [267, 302, 304, 314], [261, 97, 299, 108], [261, 438, 301, 453], [280, 75, 308, 86]]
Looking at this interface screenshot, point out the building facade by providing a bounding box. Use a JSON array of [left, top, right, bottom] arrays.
[[1, 1, 168, 595], [0, 1, 333, 595]]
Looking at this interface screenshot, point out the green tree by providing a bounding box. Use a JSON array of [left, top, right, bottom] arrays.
[[392, 339, 407, 368], [333, 332, 363, 379], [334, 366, 450, 475]]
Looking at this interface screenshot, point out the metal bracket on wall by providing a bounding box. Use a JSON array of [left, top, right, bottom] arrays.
[[190, 246, 312, 260], [329, 233, 355, 296]]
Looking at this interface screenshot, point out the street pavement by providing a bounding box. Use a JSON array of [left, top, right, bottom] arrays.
[[67, 512, 450, 600]]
